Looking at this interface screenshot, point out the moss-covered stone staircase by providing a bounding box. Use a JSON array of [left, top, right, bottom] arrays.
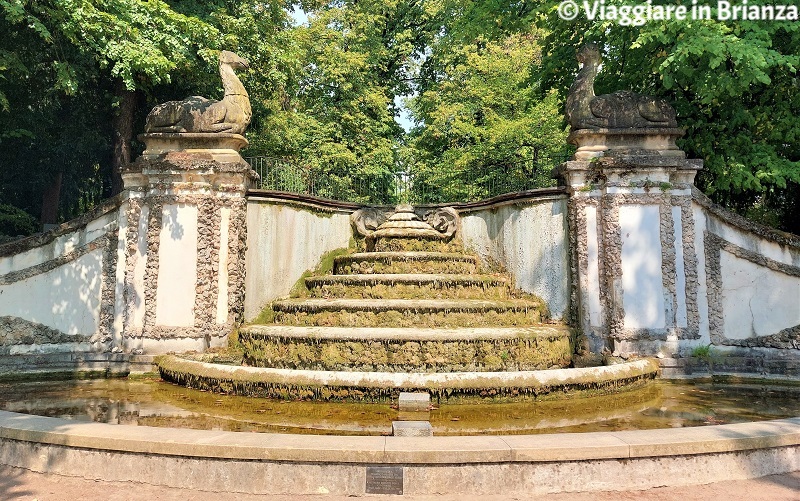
[[155, 207, 661, 402], [239, 245, 574, 373]]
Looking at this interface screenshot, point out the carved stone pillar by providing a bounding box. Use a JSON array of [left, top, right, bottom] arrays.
[[118, 133, 256, 353], [558, 128, 703, 356]]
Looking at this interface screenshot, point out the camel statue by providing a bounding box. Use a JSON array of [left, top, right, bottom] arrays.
[[566, 44, 677, 130], [145, 51, 252, 135]]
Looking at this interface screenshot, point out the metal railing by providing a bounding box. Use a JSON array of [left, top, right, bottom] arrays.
[[246, 156, 402, 205], [246, 154, 570, 205]]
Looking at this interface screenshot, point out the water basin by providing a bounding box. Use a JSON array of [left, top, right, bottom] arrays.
[[1, 377, 798, 436]]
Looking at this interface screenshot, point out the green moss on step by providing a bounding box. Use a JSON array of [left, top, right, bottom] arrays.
[[251, 306, 276, 325], [372, 237, 463, 253], [240, 333, 573, 372], [153, 355, 658, 403], [181, 347, 244, 365], [273, 309, 542, 328], [337, 259, 478, 275], [289, 246, 355, 298], [307, 282, 511, 300]]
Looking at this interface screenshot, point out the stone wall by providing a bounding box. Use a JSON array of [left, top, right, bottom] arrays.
[[118, 135, 254, 354], [692, 190, 800, 349], [460, 192, 571, 320], [0, 135, 256, 359], [1, 157, 797, 371], [0, 199, 122, 355], [243, 195, 354, 322], [561, 152, 800, 374]]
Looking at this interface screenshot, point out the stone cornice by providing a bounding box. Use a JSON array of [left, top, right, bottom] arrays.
[[246, 187, 569, 215], [692, 187, 800, 249], [0, 195, 123, 258]]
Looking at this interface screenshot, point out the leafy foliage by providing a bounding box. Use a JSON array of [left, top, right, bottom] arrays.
[[245, 0, 436, 203], [0, 0, 289, 228], [536, 0, 800, 231], [0, 203, 38, 238], [407, 28, 569, 202], [0, 1, 797, 231]]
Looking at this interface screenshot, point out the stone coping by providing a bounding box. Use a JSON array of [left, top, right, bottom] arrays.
[[239, 325, 572, 342], [692, 186, 800, 249], [245, 188, 568, 214], [336, 252, 479, 263], [271, 298, 542, 313], [0, 195, 123, 258], [156, 357, 657, 390], [138, 132, 249, 152], [568, 127, 686, 137], [0, 409, 797, 464]]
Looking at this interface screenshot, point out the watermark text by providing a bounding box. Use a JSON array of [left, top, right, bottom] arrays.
[[557, 0, 799, 24]]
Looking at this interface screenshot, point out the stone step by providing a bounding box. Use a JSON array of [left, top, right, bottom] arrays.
[[273, 298, 541, 314], [307, 273, 507, 287], [238, 325, 574, 372], [333, 252, 479, 275], [270, 298, 544, 328], [156, 356, 660, 402], [392, 420, 433, 437], [240, 325, 573, 341], [304, 273, 510, 299], [0, 353, 156, 380]]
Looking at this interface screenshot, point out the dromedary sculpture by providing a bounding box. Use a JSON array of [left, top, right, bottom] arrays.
[[145, 51, 252, 135], [566, 43, 677, 130]]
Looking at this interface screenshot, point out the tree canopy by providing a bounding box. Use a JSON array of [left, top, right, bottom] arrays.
[[536, 0, 800, 232], [0, 0, 798, 234], [407, 28, 568, 202]]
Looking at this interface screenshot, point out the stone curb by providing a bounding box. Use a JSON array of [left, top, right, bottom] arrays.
[[272, 298, 542, 313], [0, 410, 798, 464], [155, 357, 658, 390], [305, 273, 508, 286]]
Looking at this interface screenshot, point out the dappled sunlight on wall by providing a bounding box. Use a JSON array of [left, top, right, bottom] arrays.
[[0, 203, 120, 352]]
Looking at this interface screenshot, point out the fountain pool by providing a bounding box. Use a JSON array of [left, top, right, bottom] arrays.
[[1, 376, 798, 436]]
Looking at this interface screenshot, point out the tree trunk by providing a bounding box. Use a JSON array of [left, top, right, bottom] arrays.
[[40, 170, 63, 228], [111, 79, 137, 195]]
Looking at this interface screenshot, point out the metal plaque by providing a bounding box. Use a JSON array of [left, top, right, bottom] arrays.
[[365, 466, 404, 495]]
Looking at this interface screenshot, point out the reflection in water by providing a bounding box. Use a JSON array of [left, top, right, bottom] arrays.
[[0, 378, 798, 436]]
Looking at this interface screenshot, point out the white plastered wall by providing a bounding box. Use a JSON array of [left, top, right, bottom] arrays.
[[619, 204, 666, 329], [694, 201, 800, 349], [460, 197, 570, 320], [155, 204, 198, 327], [0, 207, 119, 352], [244, 201, 353, 321]]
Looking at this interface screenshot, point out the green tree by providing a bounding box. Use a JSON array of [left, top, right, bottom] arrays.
[[0, 11, 113, 225], [407, 26, 568, 202], [536, 1, 800, 232], [0, 0, 223, 226], [0, 204, 39, 240], [0, 1, 294, 229], [246, 0, 436, 203]]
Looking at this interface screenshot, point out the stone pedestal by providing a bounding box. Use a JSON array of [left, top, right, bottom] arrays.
[[567, 127, 686, 160], [392, 421, 433, 437], [558, 129, 703, 356], [118, 133, 257, 354], [398, 392, 430, 412]]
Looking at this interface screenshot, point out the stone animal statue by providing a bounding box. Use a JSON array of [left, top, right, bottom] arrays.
[[145, 51, 252, 135], [566, 44, 677, 130]]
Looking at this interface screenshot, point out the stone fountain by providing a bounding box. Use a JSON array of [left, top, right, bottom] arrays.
[[156, 201, 657, 401]]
